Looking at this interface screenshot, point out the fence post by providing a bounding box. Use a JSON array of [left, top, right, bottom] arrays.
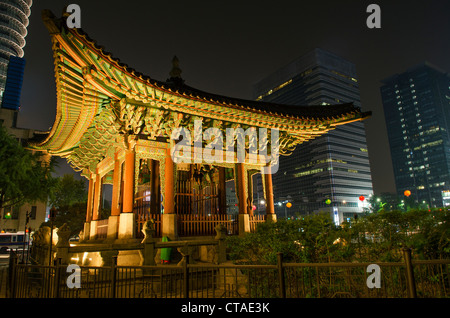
[[277, 253, 286, 298], [183, 255, 189, 298], [56, 223, 71, 265], [215, 223, 227, 264], [110, 256, 117, 298], [402, 247, 417, 298], [140, 220, 157, 266], [8, 250, 18, 298], [53, 258, 62, 298]]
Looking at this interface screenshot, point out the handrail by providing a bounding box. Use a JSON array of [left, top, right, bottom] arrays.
[[68, 239, 219, 254]]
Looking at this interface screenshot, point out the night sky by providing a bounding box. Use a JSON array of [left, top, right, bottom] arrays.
[[16, 0, 450, 194]]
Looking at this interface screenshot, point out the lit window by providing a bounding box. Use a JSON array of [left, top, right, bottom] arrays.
[[257, 79, 293, 100]]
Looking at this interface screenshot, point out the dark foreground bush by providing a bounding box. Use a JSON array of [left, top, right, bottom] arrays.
[[226, 209, 450, 264]]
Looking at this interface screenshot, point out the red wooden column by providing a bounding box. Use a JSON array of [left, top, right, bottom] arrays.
[[162, 147, 177, 240], [164, 147, 175, 214], [110, 152, 122, 216], [89, 171, 102, 239], [107, 151, 122, 240], [85, 175, 95, 223], [92, 172, 102, 221], [118, 145, 136, 239], [236, 163, 250, 235], [83, 174, 95, 241], [236, 163, 248, 215], [263, 167, 277, 222], [122, 149, 135, 214]]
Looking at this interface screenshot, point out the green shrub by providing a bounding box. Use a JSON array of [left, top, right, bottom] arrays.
[[226, 209, 450, 264]]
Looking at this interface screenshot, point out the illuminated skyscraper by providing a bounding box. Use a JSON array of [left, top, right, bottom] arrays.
[[381, 62, 450, 207], [0, 0, 32, 109], [253, 48, 373, 224]]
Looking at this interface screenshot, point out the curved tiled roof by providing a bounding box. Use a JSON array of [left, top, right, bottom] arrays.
[[43, 10, 370, 122]]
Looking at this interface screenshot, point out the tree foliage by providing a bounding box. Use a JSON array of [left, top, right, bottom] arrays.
[[351, 208, 450, 261], [0, 125, 57, 211], [226, 209, 450, 264], [227, 215, 342, 264], [49, 174, 87, 209], [45, 174, 88, 236]]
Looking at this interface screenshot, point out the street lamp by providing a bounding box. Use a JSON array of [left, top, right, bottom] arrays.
[[258, 199, 266, 215], [21, 210, 30, 264], [48, 207, 57, 266], [285, 202, 292, 219]]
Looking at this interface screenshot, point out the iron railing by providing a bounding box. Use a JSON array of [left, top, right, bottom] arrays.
[[3, 250, 450, 298]]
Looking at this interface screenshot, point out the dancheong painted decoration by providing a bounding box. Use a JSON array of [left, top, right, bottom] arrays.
[[30, 10, 371, 241]]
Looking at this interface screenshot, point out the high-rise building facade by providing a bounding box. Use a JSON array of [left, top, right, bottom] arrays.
[[0, 0, 32, 108], [381, 62, 450, 207], [253, 48, 373, 224]]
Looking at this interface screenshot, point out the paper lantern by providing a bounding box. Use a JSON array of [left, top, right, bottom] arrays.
[[252, 205, 256, 211], [286, 202, 292, 208], [404, 190, 411, 197], [359, 195, 365, 201]]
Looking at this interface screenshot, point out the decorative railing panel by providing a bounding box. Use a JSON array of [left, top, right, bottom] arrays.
[[96, 219, 109, 239], [249, 214, 266, 232], [177, 214, 238, 236]]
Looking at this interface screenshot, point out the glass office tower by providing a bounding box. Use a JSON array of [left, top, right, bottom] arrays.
[[381, 62, 450, 208], [253, 48, 373, 224], [0, 0, 32, 108]]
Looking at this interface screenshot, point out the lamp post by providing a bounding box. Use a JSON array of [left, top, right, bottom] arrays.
[[21, 211, 30, 264], [48, 207, 57, 266], [285, 202, 292, 219], [259, 199, 266, 216], [404, 190, 411, 211]]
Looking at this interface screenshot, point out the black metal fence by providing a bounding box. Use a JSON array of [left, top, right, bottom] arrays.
[[0, 265, 7, 298], [3, 250, 450, 298]]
